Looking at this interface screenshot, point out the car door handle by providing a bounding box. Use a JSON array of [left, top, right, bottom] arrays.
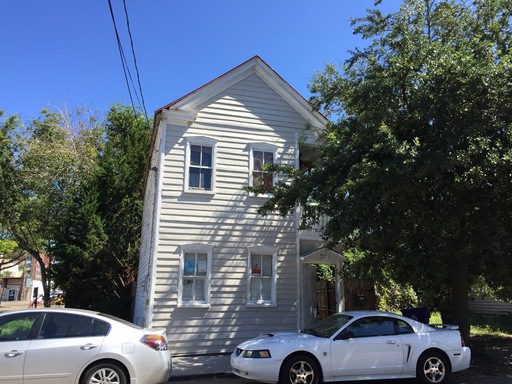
[[5, 350, 24, 358], [386, 340, 397, 344], [80, 344, 98, 350]]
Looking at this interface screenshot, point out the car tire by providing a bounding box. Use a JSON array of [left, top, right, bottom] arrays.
[[417, 350, 450, 384], [80, 362, 128, 384], [279, 353, 321, 384]]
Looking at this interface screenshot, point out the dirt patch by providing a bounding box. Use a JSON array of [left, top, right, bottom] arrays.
[[468, 335, 512, 375]]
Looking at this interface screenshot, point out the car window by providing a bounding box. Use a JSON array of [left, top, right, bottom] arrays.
[[302, 314, 353, 338], [345, 317, 396, 338], [0, 313, 38, 341], [39, 313, 110, 339], [395, 319, 415, 334]]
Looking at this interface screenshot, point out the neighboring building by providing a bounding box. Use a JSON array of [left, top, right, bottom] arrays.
[[469, 294, 512, 315], [0, 254, 45, 302], [133, 56, 346, 356]]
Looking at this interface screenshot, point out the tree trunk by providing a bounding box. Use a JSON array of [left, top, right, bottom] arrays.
[[447, 245, 471, 344], [33, 252, 52, 307]]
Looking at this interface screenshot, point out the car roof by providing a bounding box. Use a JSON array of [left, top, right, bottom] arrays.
[[0, 307, 102, 317], [341, 310, 413, 321]]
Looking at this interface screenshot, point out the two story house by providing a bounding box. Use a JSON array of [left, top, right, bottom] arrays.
[[133, 56, 345, 356]]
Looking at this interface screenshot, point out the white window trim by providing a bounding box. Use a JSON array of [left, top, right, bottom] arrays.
[[184, 136, 217, 195], [248, 143, 278, 197], [247, 245, 277, 307], [178, 243, 213, 308]]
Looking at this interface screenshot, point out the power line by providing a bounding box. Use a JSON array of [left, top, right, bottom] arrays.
[[122, 0, 149, 122], [106, 0, 143, 115]]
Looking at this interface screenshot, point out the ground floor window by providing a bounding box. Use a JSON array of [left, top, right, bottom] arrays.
[[179, 244, 212, 306], [248, 246, 277, 306]]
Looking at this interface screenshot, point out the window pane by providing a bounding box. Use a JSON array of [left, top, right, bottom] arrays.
[[253, 172, 264, 187], [264, 151, 273, 165], [184, 254, 195, 275], [253, 151, 263, 170], [194, 278, 205, 301], [189, 167, 200, 188], [261, 278, 272, 301], [250, 277, 262, 301], [196, 253, 207, 275], [202, 146, 212, 167], [263, 174, 273, 189], [182, 278, 193, 300], [0, 314, 37, 341], [190, 145, 201, 166], [261, 255, 272, 276], [251, 254, 262, 275], [396, 320, 414, 334], [201, 169, 212, 190], [347, 317, 395, 338], [40, 313, 95, 339]]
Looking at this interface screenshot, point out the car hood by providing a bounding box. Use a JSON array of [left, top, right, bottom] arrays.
[[237, 332, 319, 350]]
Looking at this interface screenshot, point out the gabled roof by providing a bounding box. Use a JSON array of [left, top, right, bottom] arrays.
[[154, 55, 327, 130]]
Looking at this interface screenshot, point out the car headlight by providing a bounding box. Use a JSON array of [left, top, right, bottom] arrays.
[[242, 349, 271, 358]]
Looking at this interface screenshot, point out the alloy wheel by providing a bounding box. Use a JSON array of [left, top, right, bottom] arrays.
[[88, 367, 121, 384], [289, 360, 315, 384], [423, 355, 446, 383]]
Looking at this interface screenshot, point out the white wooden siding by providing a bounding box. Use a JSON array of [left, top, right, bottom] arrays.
[[151, 72, 308, 354], [133, 138, 161, 326], [469, 296, 512, 315]]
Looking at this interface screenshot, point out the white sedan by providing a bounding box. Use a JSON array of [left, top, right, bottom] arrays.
[[0, 308, 171, 384], [231, 311, 470, 384]]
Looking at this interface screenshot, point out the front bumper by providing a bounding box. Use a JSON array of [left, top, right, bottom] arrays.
[[230, 351, 281, 383]]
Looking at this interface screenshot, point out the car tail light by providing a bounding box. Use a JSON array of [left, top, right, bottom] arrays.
[[141, 334, 168, 351], [461, 335, 466, 347]]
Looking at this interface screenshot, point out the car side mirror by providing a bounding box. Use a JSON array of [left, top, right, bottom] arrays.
[[337, 330, 354, 340]]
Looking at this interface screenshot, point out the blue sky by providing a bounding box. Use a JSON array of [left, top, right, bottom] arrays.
[[1, 0, 401, 122]]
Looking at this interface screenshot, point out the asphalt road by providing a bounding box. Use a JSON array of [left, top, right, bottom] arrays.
[[168, 372, 512, 384]]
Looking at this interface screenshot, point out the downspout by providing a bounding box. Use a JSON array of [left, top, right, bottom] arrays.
[[145, 119, 167, 327], [295, 133, 302, 331]]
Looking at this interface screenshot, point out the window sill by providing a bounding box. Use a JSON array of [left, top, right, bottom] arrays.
[[247, 302, 277, 308], [184, 189, 216, 196], [248, 192, 273, 199], [178, 303, 210, 309]]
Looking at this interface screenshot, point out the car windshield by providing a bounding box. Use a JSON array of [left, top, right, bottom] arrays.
[[301, 314, 353, 338]]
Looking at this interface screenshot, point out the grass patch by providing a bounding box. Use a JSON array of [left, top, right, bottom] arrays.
[[427, 311, 512, 337], [470, 313, 512, 337]]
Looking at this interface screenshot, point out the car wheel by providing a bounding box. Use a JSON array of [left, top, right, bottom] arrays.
[[280, 354, 321, 384], [80, 362, 128, 384], [417, 350, 450, 384]]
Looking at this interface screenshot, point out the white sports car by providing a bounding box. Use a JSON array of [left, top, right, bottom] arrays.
[[231, 311, 470, 384]]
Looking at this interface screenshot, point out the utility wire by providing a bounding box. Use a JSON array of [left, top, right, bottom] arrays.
[[122, 0, 149, 123], [107, 0, 141, 114]]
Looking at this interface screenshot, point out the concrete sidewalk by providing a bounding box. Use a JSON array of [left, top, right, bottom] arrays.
[[170, 353, 232, 379], [0, 299, 32, 312]]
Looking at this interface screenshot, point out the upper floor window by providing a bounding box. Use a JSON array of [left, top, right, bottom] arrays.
[[247, 246, 277, 306], [185, 137, 217, 193], [249, 144, 277, 191], [179, 244, 213, 307]]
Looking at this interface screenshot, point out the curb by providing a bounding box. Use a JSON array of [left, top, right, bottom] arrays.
[[169, 372, 234, 382]]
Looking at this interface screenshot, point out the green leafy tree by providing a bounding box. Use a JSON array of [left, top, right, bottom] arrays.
[[0, 238, 25, 276], [54, 106, 151, 319], [0, 109, 102, 306], [256, 0, 512, 341]]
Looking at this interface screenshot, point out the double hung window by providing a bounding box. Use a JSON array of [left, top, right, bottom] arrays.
[[247, 246, 276, 306], [185, 137, 216, 193], [249, 144, 277, 191], [179, 244, 212, 306]]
